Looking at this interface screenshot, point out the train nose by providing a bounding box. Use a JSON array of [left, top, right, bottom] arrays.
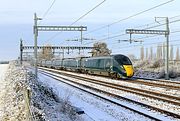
[[123, 65, 134, 77]]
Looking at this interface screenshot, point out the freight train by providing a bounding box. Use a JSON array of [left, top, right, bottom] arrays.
[[39, 54, 134, 78]]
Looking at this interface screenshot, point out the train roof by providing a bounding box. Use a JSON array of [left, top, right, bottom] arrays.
[[83, 54, 128, 60]]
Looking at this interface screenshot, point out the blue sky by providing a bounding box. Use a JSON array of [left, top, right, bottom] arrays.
[[0, 0, 180, 60]]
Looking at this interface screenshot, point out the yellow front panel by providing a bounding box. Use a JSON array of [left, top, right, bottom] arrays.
[[123, 65, 134, 77]]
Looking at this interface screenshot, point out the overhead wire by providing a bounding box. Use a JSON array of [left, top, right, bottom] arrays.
[[83, 0, 175, 36], [83, 16, 180, 45], [109, 29, 180, 46], [38, 0, 57, 25], [74, 14, 180, 43], [44, 0, 106, 44], [82, 14, 180, 45], [112, 38, 180, 53], [44, 0, 175, 45]]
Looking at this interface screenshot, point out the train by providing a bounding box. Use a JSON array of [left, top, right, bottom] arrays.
[[39, 54, 134, 78]]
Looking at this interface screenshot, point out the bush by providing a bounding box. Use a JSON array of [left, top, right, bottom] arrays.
[[149, 59, 164, 68]]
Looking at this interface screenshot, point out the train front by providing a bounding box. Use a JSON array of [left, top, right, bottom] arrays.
[[113, 55, 134, 78]]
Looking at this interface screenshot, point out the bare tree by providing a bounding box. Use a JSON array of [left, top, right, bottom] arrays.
[[146, 48, 148, 60], [140, 46, 144, 60], [163, 42, 165, 60], [92, 42, 111, 57], [39, 45, 54, 60], [176, 47, 179, 60], [170, 45, 173, 61], [128, 54, 136, 61], [156, 45, 162, 60], [150, 47, 153, 60]]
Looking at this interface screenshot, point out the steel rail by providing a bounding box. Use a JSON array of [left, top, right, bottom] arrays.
[[39, 67, 180, 105], [39, 67, 180, 89], [38, 69, 180, 119]]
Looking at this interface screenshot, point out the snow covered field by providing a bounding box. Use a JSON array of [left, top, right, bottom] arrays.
[[38, 68, 180, 121], [0, 62, 179, 121], [37, 71, 153, 121], [133, 59, 180, 80], [0, 62, 28, 121], [0, 64, 8, 80], [0, 64, 9, 119]]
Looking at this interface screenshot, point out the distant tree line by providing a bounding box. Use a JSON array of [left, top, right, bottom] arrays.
[[0, 61, 9, 64], [140, 44, 180, 61]]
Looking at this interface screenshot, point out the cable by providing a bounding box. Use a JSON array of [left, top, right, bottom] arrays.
[[81, 14, 180, 45], [39, 0, 57, 25], [84, 0, 175, 35], [73, 14, 180, 43], [144, 19, 180, 29], [51, 0, 174, 44], [44, 0, 106, 44], [109, 30, 180, 46], [112, 39, 180, 53], [83, 17, 180, 45], [71, 0, 106, 25], [113, 38, 180, 52]]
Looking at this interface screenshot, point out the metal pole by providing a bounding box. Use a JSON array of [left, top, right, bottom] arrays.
[[34, 13, 38, 79], [62, 48, 64, 58], [20, 39, 23, 65], [165, 17, 169, 80], [81, 29, 83, 44]]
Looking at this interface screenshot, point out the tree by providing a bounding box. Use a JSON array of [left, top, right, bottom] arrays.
[[176, 47, 179, 60], [163, 42, 166, 60], [140, 46, 144, 60], [128, 54, 136, 60], [150, 46, 153, 60], [39, 45, 54, 60], [146, 48, 148, 60], [156, 44, 162, 60], [170, 45, 173, 60], [92, 42, 111, 57]]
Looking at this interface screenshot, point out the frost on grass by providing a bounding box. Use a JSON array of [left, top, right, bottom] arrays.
[[28, 72, 82, 121], [134, 59, 180, 79], [0, 62, 82, 121], [0, 62, 28, 121]]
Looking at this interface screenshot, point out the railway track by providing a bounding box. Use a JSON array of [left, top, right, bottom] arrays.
[[38, 67, 180, 120], [39, 67, 180, 90], [40, 67, 180, 105], [133, 76, 180, 89]]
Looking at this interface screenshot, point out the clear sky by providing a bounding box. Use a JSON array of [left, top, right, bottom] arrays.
[[0, 0, 180, 60]]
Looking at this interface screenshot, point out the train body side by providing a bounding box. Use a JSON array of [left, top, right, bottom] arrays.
[[81, 54, 134, 78], [39, 54, 134, 78]]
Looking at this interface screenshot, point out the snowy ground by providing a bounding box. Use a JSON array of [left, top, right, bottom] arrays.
[[37, 68, 180, 120], [1, 62, 179, 121], [0, 64, 9, 119], [0, 64, 8, 80], [133, 59, 180, 80], [37, 70, 153, 121], [0, 62, 29, 121]]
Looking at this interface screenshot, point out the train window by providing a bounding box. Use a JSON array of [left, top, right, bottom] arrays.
[[114, 55, 132, 65], [98, 59, 104, 69], [105, 59, 111, 69]]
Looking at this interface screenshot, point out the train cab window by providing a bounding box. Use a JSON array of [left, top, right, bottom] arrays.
[[114, 55, 131, 65]]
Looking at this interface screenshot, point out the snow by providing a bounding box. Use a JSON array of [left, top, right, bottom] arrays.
[[0, 62, 179, 120], [0, 63, 28, 120], [133, 59, 180, 80], [0, 64, 9, 119], [0, 64, 8, 80], [37, 67, 180, 120], [38, 72, 152, 121]]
